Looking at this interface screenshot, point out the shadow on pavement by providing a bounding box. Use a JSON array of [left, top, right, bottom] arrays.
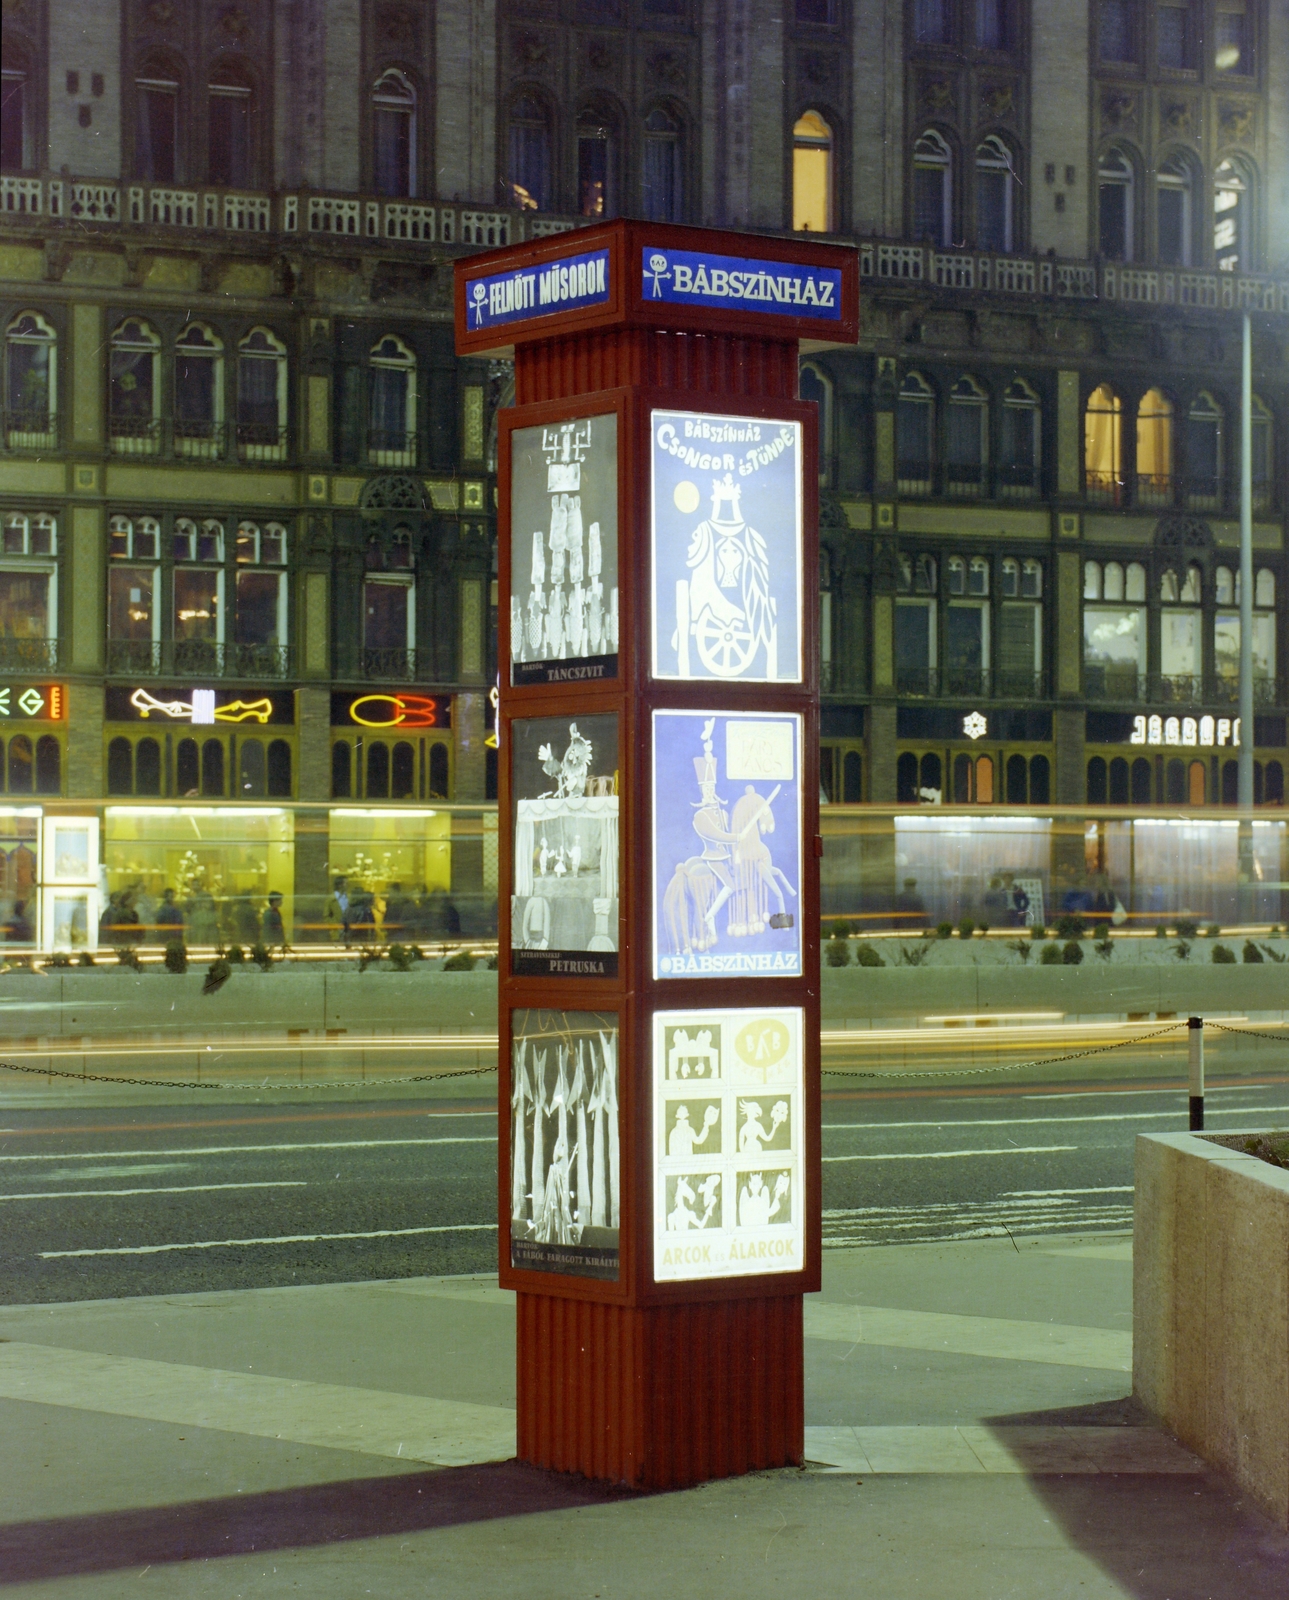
[[0, 1459, 635, 1585], [984, 1403, 1289, 1600]]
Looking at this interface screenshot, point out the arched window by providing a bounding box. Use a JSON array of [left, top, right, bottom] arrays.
[[208, 67, 254, 188], [1157, 153, 1193, 266], [367, 741, 390, 799], [1085, 384, 1122, 503], [642, 107, 684, 222], [1022, 559, 1042, 597], [1132, 756, 1152, 803], [913, 130, 953, 247], [201, 738, 225, 797], [368, 335, 416, 464], [392, 741, 415, 799], [1108, 756, 1130, 804], [999, 378, 1039, 497], [5, 312, 56, 445], [107, 737, 133, 796], [1255, 568, 1275, 608], [946, 375, 988, 496], [1136, 388, 1174, 506], [1, 56, 33, 170], [1214, 564, 1234, 605], [1103, 561, 1124, 601], [799, 363, 833, 483], [1098, 148, 1134, 261], [108, 318, 161, 452], [267, 739, 292, 797], [1160, 561, 1202, 695], [135, 71, 180, 182], [176, 736, 198, 795], [976, 0, 1008, 49], [372, 69, 416, 197], [897, 372, 935, 494], [107, 511, 160, 670], [975, 135, 1016, 253], [429, 741, 450, 798], [913, 0, 950, 44], [239, 738, 266, 797], [137, 737, 162, 795], [1001, 557, 1020, 597], [1029, 754, 1051, 804], [1251, 394, 1273, 509], [1214, 158, 1251, 273], [332, 739, 352, 799], [1125, 562, 1146, 601], [174, 323, 223, 456], [577, 105, 618, 219], [897, 750, 919, 804], [1165, 758, 1187, 805], [793, 110, 834, 233], [508, 94, 551, 212], [1006, 753, 1028, 804], [1186, 391, 1222, 509], [236, 327, 287, 460]]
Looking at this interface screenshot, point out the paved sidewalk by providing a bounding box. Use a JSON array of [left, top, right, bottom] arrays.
[[3, 1235, 1286, 1599]]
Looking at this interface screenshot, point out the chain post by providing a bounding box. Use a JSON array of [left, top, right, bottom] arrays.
[[1188, 1016, 1205, 1131]]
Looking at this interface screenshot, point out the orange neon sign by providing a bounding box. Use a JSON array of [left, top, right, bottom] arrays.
[[347, 693, 444, 729]]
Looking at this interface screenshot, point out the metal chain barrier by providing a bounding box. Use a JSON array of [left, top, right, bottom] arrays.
[[0, 1061, 497, 1092], [820, 1021, 1189, 1081], [1204, 1021, 1289, 1046]]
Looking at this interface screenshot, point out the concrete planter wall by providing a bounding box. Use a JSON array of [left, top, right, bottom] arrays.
[[1134, 1131, 1289, 1527]]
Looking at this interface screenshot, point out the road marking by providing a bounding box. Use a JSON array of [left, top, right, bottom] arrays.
[[0, 1137, 495, 1164], [820, 1145, 1078, 1163], [1007, 1186, 1133, 1196], [1, 1181, 306, 1203], [804, 1425, 1201, 1475], [40, 1222, 497, 1258], [0, 1342, 515, 1468], [822, 1105, 1289, 1132], [803, 1302, 1132, 1371]]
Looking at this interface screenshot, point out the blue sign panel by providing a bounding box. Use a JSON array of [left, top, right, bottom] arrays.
[[466, 249, 611, 331], [641, 246, 842, 320]]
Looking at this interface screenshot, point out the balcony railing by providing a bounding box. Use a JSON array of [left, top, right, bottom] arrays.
[[107, 414, 162, 455], [106, 639, 162, 675], [1086, 668, 1283, 708], [1135, 473, 1173, 508], [2, 410, 57, 450], [367, 429, 418, 466], [172, 640, 291, 678], [1083, 667, 1146, 702], [3, 172, 1285, 318], [104, 416, 292, 462], [0, 638, 58, 671], [360, 646, 420, 680]]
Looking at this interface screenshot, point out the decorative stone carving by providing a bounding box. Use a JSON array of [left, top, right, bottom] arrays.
[[648, 48, 687, 87], [921, 77, 954, 113], [585, 36, 616, 73], [218, 6, 250, 41], [1101, 92, 1137, 131], [143, 0, 177, 27], [1218, 101, 1255, 143], [980, 83, 1013, 120], [800, 52, 838, 93], [378, 5, 418, 46], [512, 30, 552, 70], [1160, 99, 1195, 136], [360, 474, 428, 511], [1155, 515, 1212, 552]]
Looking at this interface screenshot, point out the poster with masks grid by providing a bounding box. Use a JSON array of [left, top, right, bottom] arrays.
[[652, 1007, 804, 1284], [510, 412, 619, 686], [650, 408, 802, 684]]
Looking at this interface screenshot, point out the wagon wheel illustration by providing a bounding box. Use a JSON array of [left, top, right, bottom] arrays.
[[693, 609, 759, 677]]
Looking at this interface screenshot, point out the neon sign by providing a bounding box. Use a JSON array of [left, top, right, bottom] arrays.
[[105, 686, 296, 725], [962, 711, 988, 741], [331, 692, 451, 729], [0, 684, 64, 720], [129, 688, 274, 725]]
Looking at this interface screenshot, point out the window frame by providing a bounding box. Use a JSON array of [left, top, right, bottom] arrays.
[[4, 310, 57, 448], [371, 67, 418, 198], [235, 326, 288, 461], [792, 108, 835, 234], [0, 511, 58, 670], [173, 322, 225, 459], [367, 335, 418, 466], [108, 318, 162, 455]]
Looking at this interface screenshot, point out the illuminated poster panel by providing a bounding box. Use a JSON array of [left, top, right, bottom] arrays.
[[510, 412, 619, 686], [511, 1009, 619, 1281], [653, 1007, 804, 1284], [650, 408, 802, 683], [511, 713, 619, 978], [652, 710, 802, 978]]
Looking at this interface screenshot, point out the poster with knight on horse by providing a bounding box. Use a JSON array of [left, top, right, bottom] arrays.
[[650, 408, 803, 684], [652, 710, 802, 979]]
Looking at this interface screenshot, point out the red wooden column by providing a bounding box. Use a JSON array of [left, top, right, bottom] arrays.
[[457, 221, 857, 1490]]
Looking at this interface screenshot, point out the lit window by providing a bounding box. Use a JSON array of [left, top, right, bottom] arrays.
[[1214, 3, 1248, 72], [1254, 568, 1275, 609], [5, 312, 56, 446], [1136, 388, 1174, 507], [373, 69, 416, 197], [1125, 562, 1146, 602], [913, 129, 953, 247], [1104, 561, 1125, 602], [1215, 565, 1234, 606], [0, 512, 57, 669], [642, 108, 684, 222], [1214, 158, 1250, 273], [793, 110, 833, 233], [235, 523, 287, 653], [1084, 561, 1102, 601], [1085, 384, 1122, 503], [508, 95, 550, 211], [136, 76, 179, 182], [1098, 149, 1134, 262]]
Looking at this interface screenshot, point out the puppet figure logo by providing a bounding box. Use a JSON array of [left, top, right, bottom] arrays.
[[672, 475, 776, 678], [662, 717, 796, 956], [537, 721, 593, 799]]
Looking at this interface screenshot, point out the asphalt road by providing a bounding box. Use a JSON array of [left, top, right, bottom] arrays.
[[3, 1069, 1287, 1305]]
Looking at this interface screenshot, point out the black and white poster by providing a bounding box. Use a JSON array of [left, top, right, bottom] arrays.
[[511, 1009, 619, 1280], [653, 1008, 804, 1283], [510, 413, 619, 686], [511, 713, 619, 978]]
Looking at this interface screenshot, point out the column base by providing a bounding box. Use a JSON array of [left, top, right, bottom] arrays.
[[516, 1291, 804, 1490]]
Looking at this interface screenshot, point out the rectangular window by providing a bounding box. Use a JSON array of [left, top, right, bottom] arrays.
[[913, 166, 948, 247], [108, 567, 157, 641], [976, 168, 1010, 253], [975, 0, 1006, 49], [364, 578, 412, 651], [945, 603, 989, 692], [1215, 614, 1276, 680], [946, 405, 986, 493], [1, 70, 27, 169], [0, 568, 50, 638], [1157, 186, 1186, 264], [914, 0, 949, 43], [136, 81, 178, 183], [1215, 8, 1247, 72], [1157, 5, 1192, 69], [174, 567, 222, 642], [1160, 609, 1200, 681], [1099, 181, 1129, 262], [895, 598, 936, 692], [1099, 0, 1134, 60], [208, 88, 251, 188], [235, 569, 285, 647], [1083, 606, 1144, 697], [897, 403, 933, 492], [998, 601, 1041, 687], [1000, 404, 1038, 494]]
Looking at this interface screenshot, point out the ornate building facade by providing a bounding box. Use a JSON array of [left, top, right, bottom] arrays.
[[0, 0, 1286, 940]]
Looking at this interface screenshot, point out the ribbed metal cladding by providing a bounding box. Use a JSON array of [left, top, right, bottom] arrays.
[[515, 331, 799, 406], [516, 1291, 804, 1489]]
